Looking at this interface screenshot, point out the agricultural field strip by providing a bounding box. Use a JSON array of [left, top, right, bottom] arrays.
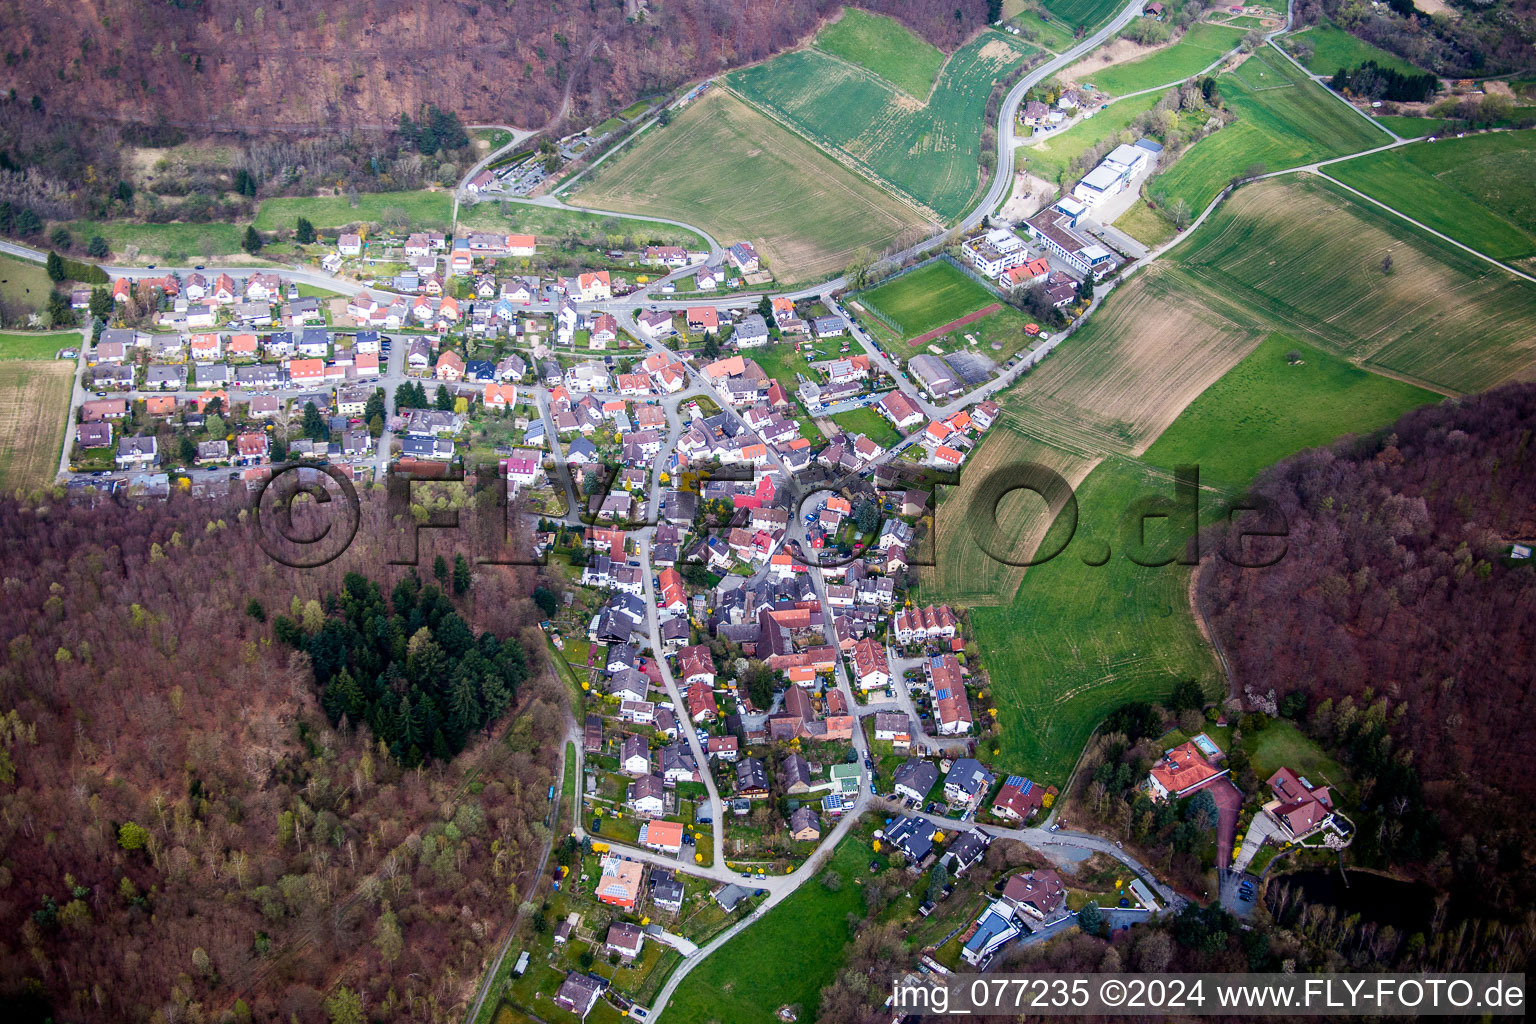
[[1070, 22, 1247, 96], [714, 79, 945, 224]]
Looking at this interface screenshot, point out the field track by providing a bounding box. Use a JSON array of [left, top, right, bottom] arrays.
[[910, 303, 1003, 346]]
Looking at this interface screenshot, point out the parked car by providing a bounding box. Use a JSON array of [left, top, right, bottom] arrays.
[[591, 817, 602, 833]]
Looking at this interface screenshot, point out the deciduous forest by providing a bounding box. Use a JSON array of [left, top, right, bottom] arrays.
[[0, 493, 566, 1024], [1199, 382, 1536, 918]]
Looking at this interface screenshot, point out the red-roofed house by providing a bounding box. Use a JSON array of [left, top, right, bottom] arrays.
[[1264, 767, 1335, 839], [687, 307, 720, 332], [1147, 740, 1227, 801], [687, 682, 718, 722], [435, 350, 465, 381], [657, 568, 687, 614], [850, 637, 890, 691]]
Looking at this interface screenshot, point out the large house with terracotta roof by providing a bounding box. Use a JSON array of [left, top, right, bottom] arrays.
[[1147, 739, 1228, 801]]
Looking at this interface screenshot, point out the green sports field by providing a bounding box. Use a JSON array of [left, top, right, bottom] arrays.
[[1074, 22, 1246, 96], [1288, 20, 1428, 77], [1017, 91, 1164, 185], [815, 7, 946, 99], [253, 190, 452, 232], [857, 260, 996, 337], [727, 30, 1038, 220], [573, 89, 931, 284], [1322, 129, 1536, 264], [1141, 333, 1438, 491], [1150, 47, 1388, 214]]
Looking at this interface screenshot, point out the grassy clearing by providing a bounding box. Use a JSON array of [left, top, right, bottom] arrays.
[[830, 406, 903, 447], [1008, 1, 1087, 52], [815, 7, 947, 99], [1172, 176, 1536, 393], [1141, 333, 1438, 492], [0, 359, 73, 491], [1040, 0, 1122, 31], [619, 98, 657, 120], [1113, 198, 1178, 246], [54, 220, 245, 263], [253, 190, 452, 232], [1075, 23, 1246, 96], [0, 253, 55, 314], [1150, 47, 1387, 213], [1370, 115, 1447, 138], [1322, 130, 1536, 263], [0, 331, 74, 360], [1244, 720, 1346, 789], [664, 822, 880, 1024], [858, 261, 996, 338], [1288, 20, 1429, 77], [1016, 91, 1164, 185], [573, 89, 931, 285], [457, 201, 708, 250], [472, 128, 514, 150], [727, 31, 1038, 220]]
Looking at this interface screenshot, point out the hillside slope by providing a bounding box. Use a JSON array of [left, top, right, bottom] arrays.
[[0, 0, 993, 133]]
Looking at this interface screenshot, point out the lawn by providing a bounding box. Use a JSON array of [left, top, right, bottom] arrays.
[[53, 220, 245, 263], [0, 358, 74, 491], [1170, 176, 1536, 394], [726, 30, 1039, 220], [1040, 0, 1123, 31], [1287, 20, 1429, 77], [1074, 22, 1246, 96], [969, 454, 1224, 785], [664, 822, 879, 1024], [1016, 91, 1164, 185], [830, 406, 903, 447], [472, 127, 514, 150], [457, 200, 709, 250], [0, 331, 74, 360], [1113, 198, 1178, 246], [572, 89, 932, 284], [253, 189, 452, 232], [619, 98, 657, 120], [857, 260, 996, 338], [1140, 333, 1439, 492], [814, 7, 947, 99], [1149, 47, 1388, 214], [1369, 115, 1447, 138], [0, 253, 55, 315], [1243, 719, 1347, 791], [1322, 129, 1536, 264]]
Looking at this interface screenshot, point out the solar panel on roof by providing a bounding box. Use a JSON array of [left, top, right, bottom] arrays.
[[936, 688, 950, 700], [1019, 779, 1033, 795]]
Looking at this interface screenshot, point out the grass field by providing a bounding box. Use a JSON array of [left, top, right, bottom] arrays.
[[1113, 198, 1178, 246], [1040, 0, 1122, 31], [1370, 115, 1447, 138], [1322, 130, 1536, 264], [0, 253, 54, 313], [815, 7, 946, 99], [968, 454, 1224, 784], [1016, 91, 1163, 185], [54, 220, 245, 263], [664, 824, 878, 1024], [253, 190, 452, 232], [1172, 177, 1536, 393], [1141, 333, 1438, 491], [727, 30, 1038, 220], [1150, 48, 1388, 213], [830, 405, 903, 447], [1244, 720, 1346, 789], [1007, 1, 1085, 52], [1288, 20, 1428, 77], [457, 201, 708, 250], [0, 331, 73, 360], [1074, 23, 1246, 96], [573, 90, 932, 284], [0, 359, 73, 491], [858, 260, 996, 337]]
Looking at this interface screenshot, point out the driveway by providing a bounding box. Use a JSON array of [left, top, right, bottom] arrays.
[[1208, 778, 1243, 869]]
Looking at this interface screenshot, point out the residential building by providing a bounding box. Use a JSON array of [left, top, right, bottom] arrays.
[[1264, 767, 1335, 839], [893, 758, 939, 804], [1147, 739, 1227, 801]]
